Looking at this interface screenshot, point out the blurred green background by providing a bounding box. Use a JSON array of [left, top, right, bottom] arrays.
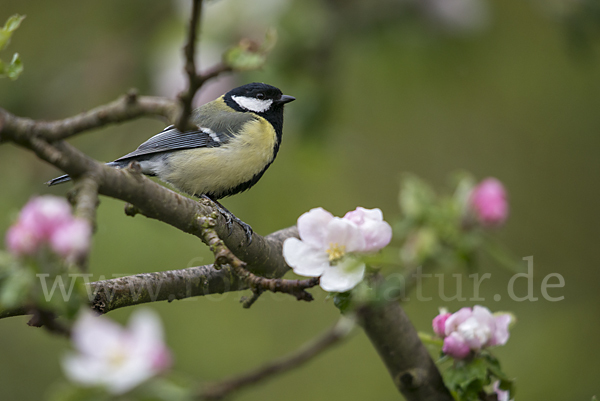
[[1, 0, 599, 400]]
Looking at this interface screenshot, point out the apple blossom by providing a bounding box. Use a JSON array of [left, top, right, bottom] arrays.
[[469, 178, 509, 226], [433, 306, 512, 359], [5, 222, 39, 256], [283, 207, 392, 292], [343, 207, 393, 252], [4, 196, 91, 259], [62, 309, 171, 394], [50, 218, 92, 259]]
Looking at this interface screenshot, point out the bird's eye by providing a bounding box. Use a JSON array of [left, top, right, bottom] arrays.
[[256, 93, 265, 100]]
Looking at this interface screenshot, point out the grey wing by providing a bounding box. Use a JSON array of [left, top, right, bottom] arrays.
[[113, 125, 230, 162]]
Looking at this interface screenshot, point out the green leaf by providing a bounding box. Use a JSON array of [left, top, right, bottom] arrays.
[[444, 358, 488, 391], [0, 14, 25, 51], [6, 52, 23, 80], [3, 14, 25, 33], [333, 291, 352, 312]]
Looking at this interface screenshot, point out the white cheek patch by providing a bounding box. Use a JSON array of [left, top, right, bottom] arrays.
[[231, 95, 273, 113], [199, 126, 220, 143]]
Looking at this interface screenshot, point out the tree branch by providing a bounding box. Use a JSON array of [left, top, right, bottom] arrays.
[[357, 277, 454, 401], [198, 317, 355, 400], [0, 93, 176, 143]]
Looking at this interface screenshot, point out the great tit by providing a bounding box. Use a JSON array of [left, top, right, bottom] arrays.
[[48, 82, 295, 240]]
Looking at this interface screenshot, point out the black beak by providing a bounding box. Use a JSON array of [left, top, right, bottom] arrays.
[[278, 95, 296, 104]]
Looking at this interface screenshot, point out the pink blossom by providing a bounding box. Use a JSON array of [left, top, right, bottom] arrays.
[[283, 207, 393, 292], [19, 196, 73, 237], [5, 222, 40, 256], [432, 312, 451, 338], [4, 196, 91, 259], [50, 218, 91, 259], [63, 309, 172, 394], [343, 207, 393, 252], [469, 178, 509, 226], [439, 306, 513, 359], [442, 332, 471, 359]]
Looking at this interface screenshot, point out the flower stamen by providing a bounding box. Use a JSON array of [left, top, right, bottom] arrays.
[[326, 242, 346, 264]]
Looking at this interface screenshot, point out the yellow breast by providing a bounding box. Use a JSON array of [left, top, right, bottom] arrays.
[[163, 117, 277, 197]]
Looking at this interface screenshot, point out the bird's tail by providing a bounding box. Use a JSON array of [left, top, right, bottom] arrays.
[[46, 174, 72, 186], [46, 161, 128, 187]]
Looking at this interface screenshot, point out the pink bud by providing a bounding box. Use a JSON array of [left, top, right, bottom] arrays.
[[20, 196, 74, 238], [469, 178, 508, 226], [442, 332, 471, 359], [343, 207, 392, 252], [50, 218, 92, 258], [5, 223, 40, 256], [432, 312, 451, 338]]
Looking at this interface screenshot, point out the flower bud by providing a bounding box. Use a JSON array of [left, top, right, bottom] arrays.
[[432, 312, 451, 338], [442, 332, 471, 359], [469, 178, 508, 226]]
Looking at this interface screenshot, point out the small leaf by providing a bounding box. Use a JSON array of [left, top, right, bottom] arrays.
[[444, 358, 488, 391], [7, 52, 23, 80], [333, 291, 352, 312], [3, 14, 26, 33], [0, 14, 25, 51]]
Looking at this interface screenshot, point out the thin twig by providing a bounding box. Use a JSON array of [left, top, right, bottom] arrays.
[[67, 175, 100, 271], [198, 317, 355, 400], [197, 216, 319, 307], [176, 0, 204, 131]]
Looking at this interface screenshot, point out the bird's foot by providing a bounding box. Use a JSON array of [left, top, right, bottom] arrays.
[[201, 195, 254, 244]]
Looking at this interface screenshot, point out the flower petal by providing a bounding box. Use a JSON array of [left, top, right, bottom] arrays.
[[490, 313, 512, 346], [319, 258, 365, 292], [324, 218, 365, 253], [359, 219, 393, 252], [297, 208, 334, 249], [442, 332, 471, 359], [283, 238, 329, 277], [344, 207, 383, 224], [444, 307, 472, 336], [71, 311, 124, 358]]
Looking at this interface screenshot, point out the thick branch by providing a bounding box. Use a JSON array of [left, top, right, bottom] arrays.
[[199, 317, 355, 400], [357, 291, 454, 401], [91, 264, 244, 314]]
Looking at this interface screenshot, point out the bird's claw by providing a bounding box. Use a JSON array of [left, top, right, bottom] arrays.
[[201, 195, 254, 244]]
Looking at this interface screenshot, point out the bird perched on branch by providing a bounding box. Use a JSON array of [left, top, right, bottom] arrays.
[[48, 82, 295, 241]]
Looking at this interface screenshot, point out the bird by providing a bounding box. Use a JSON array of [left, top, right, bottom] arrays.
[[48, 82, 295, 242]]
